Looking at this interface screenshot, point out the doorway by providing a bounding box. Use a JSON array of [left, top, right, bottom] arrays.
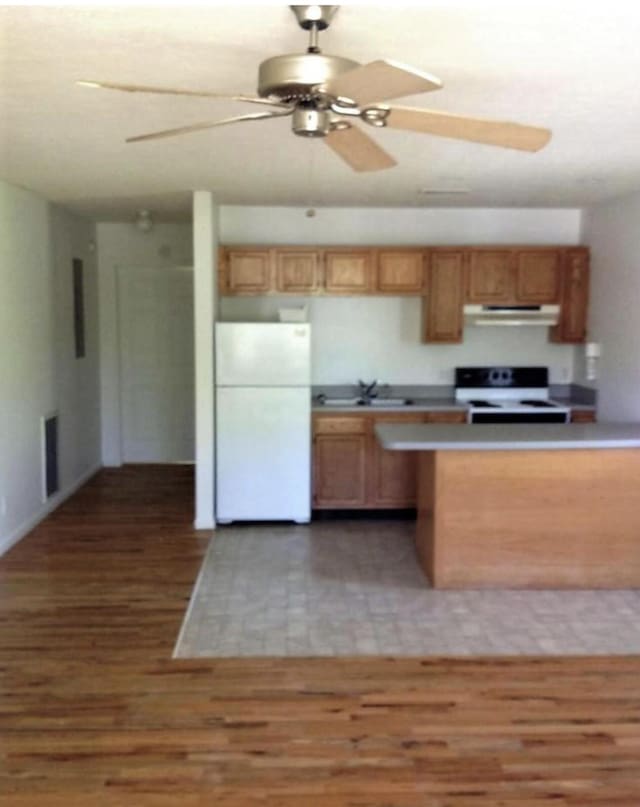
[[117, 265, 194, 462]]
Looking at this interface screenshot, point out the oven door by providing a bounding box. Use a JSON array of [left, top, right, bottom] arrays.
[[470, 411, 570, 424]]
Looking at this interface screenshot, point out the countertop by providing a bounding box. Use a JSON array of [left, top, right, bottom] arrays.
[[312, 397, 467, 413], [375, 422, 640, 451], [311, 387, 596, 414]]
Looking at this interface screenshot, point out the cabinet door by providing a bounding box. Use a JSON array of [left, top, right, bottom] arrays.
[[275, 249, 321, 293], [312, 417, 368, 507], [466, 250, 514, 303], [550, 248, 590, 343], [423, 250, 464, 343], [376, 250, 425, 293], [217, 247, 229, 294], [570, 409, 596, 423], [324, 250, 373, 294], [515, 250, 561, 302], [370, 415, 424, 507], [226, 249, 273, 294]]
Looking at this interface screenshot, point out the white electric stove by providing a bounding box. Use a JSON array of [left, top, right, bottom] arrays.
[[455, 366, 571, 424]]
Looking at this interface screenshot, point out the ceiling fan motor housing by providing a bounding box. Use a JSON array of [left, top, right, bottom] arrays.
[[292, 105, 331, 137], [257, 53, 359, 102]]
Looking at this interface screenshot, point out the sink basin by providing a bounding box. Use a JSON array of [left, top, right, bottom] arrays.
[[369, 398, 413, 407], [317, 396, 414, 407], [319, 397, 363, 406]]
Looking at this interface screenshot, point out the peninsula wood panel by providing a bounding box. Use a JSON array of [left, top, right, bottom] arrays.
[[417, 448, 640, 588], [3, 466, 640, 804]]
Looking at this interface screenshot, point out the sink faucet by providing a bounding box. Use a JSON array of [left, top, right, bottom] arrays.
[[358, 379, 379, 403]]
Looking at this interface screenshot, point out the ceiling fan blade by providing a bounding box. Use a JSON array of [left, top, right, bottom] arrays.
[[386, 106, 552, 152], [126, 110, 292, 143], [324, 125, 397, 172], [77, 80, 290, 109], [323, 60, 442, 106]]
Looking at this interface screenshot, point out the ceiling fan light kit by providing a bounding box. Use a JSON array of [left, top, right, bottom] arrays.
[[78, 4, 552, 173]]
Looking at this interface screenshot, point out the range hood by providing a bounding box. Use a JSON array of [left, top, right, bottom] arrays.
[[464, 304, 560, 327]]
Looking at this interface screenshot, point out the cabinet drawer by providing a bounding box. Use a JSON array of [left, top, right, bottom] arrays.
[[313, 416, 368, 435]]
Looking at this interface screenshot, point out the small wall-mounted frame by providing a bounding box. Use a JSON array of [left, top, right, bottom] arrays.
[[42, 412, 59, 501], [73, 257, 85, 358]]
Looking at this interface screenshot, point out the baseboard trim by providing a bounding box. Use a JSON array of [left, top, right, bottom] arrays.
[[0, 463, 102, 557], [193, 517, 216, 530]]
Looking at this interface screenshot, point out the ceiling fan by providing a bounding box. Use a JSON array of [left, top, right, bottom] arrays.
[[78, 4, 552, 173]]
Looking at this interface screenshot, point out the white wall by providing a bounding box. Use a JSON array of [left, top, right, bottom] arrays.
[[219, 206, 583, 385], [582, 190, 640, 420], [0, 180, 100, 555], [96, 222, 193, 465], [193, 192, 218, 529], [220, 296, 574, 385], [220, 206, 582, 246], [51, 207, 101, 487]]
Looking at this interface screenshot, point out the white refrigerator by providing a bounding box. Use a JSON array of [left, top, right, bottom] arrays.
[[215, 322, 311, 523]]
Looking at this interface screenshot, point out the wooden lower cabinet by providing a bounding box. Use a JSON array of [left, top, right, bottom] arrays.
[[312, 410, 466, 509], [570, 409, 597, 423], [369, 414, 424, 507], [312, 417, 368, 507]]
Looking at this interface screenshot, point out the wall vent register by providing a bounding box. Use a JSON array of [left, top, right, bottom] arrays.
[[455, 366, 570, 424]]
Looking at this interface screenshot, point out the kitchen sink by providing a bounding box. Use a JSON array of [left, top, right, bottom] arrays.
[[319, 397, 362, 406], [368, 398, 414, 406], [316, 396, 414, 407]]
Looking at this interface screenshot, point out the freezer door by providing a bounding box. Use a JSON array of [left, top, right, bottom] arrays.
[[216, 323, 310, 386], [216, 386, 311, 522]]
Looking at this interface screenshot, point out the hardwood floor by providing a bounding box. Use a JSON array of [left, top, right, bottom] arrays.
[[1, 465, 639, 805]]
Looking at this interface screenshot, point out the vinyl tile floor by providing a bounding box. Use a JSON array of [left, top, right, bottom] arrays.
[[174, 519, 640, 658]]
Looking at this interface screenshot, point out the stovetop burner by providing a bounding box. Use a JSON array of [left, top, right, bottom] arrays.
[[467, 399, 500, 408], [519, 399, 555, 408]]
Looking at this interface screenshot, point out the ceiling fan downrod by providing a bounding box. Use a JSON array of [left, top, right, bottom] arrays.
[[290, 5, 340, 53]]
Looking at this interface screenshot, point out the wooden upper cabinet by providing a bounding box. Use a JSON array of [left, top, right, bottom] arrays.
[[376, 250, 425, 293], [274, 249, 321, 293], [225, 249, 273, 294], [550, 248, 590, 343], [515, 250, 561, 303], [423, 250, 464, 343], [323, 250, 373, 294], [466, 250, 513, 303]]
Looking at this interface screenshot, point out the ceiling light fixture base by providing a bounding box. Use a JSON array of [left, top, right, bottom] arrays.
[[290, 5, 340, 32]]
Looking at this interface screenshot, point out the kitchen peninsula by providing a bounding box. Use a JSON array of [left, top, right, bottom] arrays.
[[376, 422, 640, 589]]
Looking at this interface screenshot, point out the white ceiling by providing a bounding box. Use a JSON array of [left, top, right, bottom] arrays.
[[2, 2, 640, 221]]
